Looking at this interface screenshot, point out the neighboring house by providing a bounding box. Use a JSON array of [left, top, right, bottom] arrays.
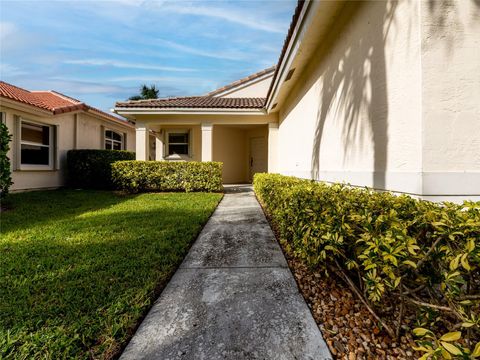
[[116, 0, 479, 202], [0, 81, 135, 191]]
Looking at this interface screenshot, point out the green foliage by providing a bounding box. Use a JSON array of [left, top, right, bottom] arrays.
[[67, 149, 135, 189], [413, 328, 480, 359], [0, 122, 13, 197], [112, 160, 223, 193], [254, 173, 480, 354], [128, 84, 159, 101], [0, 189, 222, 358]]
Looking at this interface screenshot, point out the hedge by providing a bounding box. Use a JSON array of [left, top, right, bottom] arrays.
[[254, 173, 479, 356], [112, 161, 223, 193], [67, 149, 135, 189], [0, 122, 13, 198]]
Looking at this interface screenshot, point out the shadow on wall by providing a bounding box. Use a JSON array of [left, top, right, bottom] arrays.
[[310, 0, 479, 190], [310, 1, 398, 191]]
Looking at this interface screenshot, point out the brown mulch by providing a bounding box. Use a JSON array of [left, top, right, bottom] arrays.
[[286, 256, 420, 359]]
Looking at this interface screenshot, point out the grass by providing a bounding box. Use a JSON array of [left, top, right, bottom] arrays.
[[0, 189, 222, 359]]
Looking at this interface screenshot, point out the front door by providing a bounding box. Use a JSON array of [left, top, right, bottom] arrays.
[[249, 137, 267, 181]]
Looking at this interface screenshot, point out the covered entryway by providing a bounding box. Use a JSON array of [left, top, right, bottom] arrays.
[[212, 124, 268, 184]]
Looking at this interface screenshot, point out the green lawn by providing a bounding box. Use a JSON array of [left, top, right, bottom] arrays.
[[0, 189, 222, 359]]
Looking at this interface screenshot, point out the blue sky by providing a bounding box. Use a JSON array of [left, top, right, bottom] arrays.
[[0, 0, 296, 112]]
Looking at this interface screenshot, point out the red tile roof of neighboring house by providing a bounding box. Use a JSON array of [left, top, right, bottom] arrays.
[[0, 81, 132, 127], [206, 66, 276, 97], [116, 96, 265, 109]]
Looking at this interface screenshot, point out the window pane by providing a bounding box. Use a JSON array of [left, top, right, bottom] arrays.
[[105, 140, 112, 149], [112, 132, 122, 141], [21, 144, 49, 165], [105, 130, 122, 142], [113, 141, 122, 150], [169, 133, 188, 144], [168, 144, 188, 155], [22, 122, 49, 145]]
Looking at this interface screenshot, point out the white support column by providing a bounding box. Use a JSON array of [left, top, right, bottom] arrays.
[[155, 130, 164, 161], [201, 123, 213, 162], [268, 122, 279, 173], [135, 121, 149, 161]]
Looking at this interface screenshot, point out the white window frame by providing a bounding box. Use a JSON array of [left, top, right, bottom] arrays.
[[165, 129, 190, 157], [104, 129, 124, 150], [18, 118, 55, 170]]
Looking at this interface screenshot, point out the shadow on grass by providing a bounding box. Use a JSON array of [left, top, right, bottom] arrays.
[[1, 189, 137, 234], [0, 190, 222, 359]]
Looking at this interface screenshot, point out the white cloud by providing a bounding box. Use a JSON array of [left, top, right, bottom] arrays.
[[155, 39, 247, 61], [63, 59, 196, 72], [39, 79, 130, 95], [0, 63, 27, 77], [0, 22, 17, 42], [158, 3, 286, 34]]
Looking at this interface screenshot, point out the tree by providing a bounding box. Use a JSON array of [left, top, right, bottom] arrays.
[[0, 122, 13, 198], [128, 84, 159, 101]]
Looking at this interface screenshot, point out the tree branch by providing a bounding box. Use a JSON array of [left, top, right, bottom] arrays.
[[333, 259, 396, 339], [404, 297, 454, 312], [415, 237, 442, 271], [396, 281, 404, 340]]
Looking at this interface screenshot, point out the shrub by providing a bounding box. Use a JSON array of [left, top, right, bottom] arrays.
[[0, 122, 13, 198], [254, 173, 479, 355], [67, 149, 135, 189], [112, 160, 223, 193]]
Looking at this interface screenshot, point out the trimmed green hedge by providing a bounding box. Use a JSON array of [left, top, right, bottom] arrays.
[[112, 161, 223, 193], [67, 150, 135, 189], [0, 122, 13, 198], [254, 174, 479, 352]]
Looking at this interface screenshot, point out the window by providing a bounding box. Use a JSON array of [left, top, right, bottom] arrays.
[[0, 112, 5, 124], [20, 120, 53, 167], [167, 132, 189, 156], [105, 130, 124, 150]]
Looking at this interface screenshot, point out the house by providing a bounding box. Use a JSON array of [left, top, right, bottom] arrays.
[[115, 0, 480, 202], [0, 81, 136, 191]]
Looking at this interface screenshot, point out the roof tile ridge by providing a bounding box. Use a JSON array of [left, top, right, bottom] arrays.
[[32, 90, 82, 104]]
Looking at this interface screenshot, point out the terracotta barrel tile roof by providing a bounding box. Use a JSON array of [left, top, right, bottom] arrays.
[[206, 66, 276, 97], [31, 91, 81, 109], [0, 81, 132, 127], [115, 96, 266, 109], [0, 81, 55, 111]]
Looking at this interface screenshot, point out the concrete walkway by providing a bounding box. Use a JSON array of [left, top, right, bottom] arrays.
[[121, 185, 331, 360]]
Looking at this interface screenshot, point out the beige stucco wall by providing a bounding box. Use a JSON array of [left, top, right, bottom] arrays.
[[213, 126, 248, 183], [277, 1, 424, 195], [1, 103, 135, 191], [420, 0, 480, 196], [220, 75, 273, 98], [77, 113, 135, 152]]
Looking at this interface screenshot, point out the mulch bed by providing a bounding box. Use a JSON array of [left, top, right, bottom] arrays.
[[256, 195, 422, 359], [286, 256, 421, 359]]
